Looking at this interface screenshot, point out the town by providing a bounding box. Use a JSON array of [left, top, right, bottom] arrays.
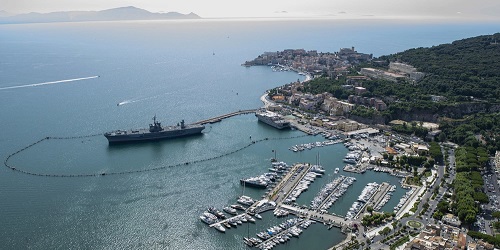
[[228, 47, 500, 250]]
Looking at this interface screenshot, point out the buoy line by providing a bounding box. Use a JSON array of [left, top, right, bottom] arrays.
[[3, 133, 309, 178]]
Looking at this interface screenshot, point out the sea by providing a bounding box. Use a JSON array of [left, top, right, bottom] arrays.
[[0, 18, 498, 249]]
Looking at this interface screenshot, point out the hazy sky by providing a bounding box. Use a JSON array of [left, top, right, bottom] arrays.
[[2, 0, 500, 20]]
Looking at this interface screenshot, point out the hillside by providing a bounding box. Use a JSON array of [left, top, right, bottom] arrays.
[[380, 33, 500, 101], [0, 6, 201, 24], [303, 33, 500, 150]]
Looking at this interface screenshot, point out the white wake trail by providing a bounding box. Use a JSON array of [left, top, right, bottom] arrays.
[[117, 94, 164, 106], [0, 76, 99, 91]]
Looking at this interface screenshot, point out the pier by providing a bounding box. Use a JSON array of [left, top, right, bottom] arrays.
[[209, 213, 250, 229], [192, 109, 257, 125], [254, 219, 306, 249], [365, 182, 391, 212], [246, 163, 354, 230], [279, 204, 346, 227]]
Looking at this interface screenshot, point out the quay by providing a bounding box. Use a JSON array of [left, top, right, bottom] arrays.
[[364, 182, 390, 212], [209, 213, 249, 229], [352, 182, 389, 219], [268, 163, 313, 204], [343, 164, 366, 174], [192, 109, 257, 125], [279, 204, 346, 228], [254, 219, 306, 249]]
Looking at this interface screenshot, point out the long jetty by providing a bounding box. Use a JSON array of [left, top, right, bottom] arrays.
[[192, 109, 257, 125]]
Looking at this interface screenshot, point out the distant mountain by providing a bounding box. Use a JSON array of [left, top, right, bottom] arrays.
[[0, 6, 201, 24], [0, 10, 14, 17]]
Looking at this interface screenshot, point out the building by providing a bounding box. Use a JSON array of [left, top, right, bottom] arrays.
[[354, 86, 367, 95], [442, 213, 461, 227], [299, 99, 316, 111], [416, 145, 429, 155], [361, 67, 406, 82], [346, 75, 369, 85], [406, 224, 467, 250], [389, 62, 426, 82], [374, 100, 387, 111], [430, 95, 446, 102], [271, 95, 285, 102], [389, 62, 417, 74]]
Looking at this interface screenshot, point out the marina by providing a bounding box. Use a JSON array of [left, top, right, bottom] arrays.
[[288, 139, 342, 152], [187, 123, 425, 249], [198, 148, 413, 249]]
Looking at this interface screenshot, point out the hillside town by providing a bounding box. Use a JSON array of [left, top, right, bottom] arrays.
[[245, 48, 500, 250]]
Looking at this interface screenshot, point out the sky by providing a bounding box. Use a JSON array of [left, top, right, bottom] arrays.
[[2, 0, 500, 20]]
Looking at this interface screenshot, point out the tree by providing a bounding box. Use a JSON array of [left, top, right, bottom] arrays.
[[380, 227, 391, 236], [367, 206, 374, 214], [493, 211, 500, 220], [438, 132, 447, 142]]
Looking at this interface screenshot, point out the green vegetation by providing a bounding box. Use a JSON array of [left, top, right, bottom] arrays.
[[392, 123, 428, 137], [362, 212, 395, 226], [302, 34, 500, 150], [407, 220, 422, 229], [451, 146, 488, 225], [420, 202, 430, 216], [454, 146, 489, 172], [398, 155, 427, 167], [379, 226, 392, 236], [410, 200, 420, 213], [493, 211, 500, 220], [440, 113, 500, 153], [342, 237, 360, 250], [303, 76, 352, 99], [433, 200, 450, 220], [390, 235, 410, 250], [381, 34, 500, 102], [428, 141, 443, 163], [350, 105, 377, 119], [467, 231, 500, 248]]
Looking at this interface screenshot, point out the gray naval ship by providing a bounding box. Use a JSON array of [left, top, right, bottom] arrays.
[[104, 116, 205, 143]]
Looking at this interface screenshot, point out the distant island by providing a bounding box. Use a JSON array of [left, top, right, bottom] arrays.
[[0, 6, 201, 24]]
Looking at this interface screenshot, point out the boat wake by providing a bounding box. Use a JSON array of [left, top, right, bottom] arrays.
[[117, 94, 162, 106], [0, 76, 99, 91], [117, 85, 198, 107]]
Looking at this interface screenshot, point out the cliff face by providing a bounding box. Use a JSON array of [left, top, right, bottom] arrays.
[[348, 115, 385, 125], [445, 102, 500, 116], [351, 102, 500, 124]]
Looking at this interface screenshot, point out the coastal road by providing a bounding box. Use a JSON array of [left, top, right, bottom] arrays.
[[260, 93, 273, 108]]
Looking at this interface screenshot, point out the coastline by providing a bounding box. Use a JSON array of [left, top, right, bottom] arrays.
[[257, 68, 430, 250]]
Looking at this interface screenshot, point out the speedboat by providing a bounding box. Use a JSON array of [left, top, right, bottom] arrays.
[[223, 206, 238, 215], [214, 224, 226, 233]]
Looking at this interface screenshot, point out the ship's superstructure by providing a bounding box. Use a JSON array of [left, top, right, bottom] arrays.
[[255, 110, 290, 129]]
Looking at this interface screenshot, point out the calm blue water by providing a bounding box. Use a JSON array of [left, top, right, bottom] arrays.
[[0, 19, 498, 249]]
